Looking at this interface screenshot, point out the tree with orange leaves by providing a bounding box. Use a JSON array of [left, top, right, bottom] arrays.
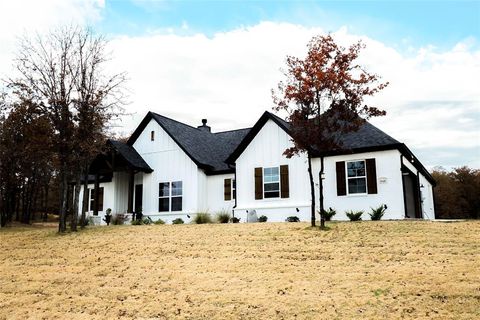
[[273, 35, 388, 228]]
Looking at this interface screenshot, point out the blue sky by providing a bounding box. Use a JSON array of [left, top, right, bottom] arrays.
[[98, 0, 479, 50]]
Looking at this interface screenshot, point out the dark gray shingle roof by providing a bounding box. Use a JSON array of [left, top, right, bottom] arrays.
[[108, 140, 153, 172], [150, 113, 250, 173], [268, 111, 400, 153]]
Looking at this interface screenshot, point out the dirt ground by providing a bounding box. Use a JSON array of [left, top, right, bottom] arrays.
[[1, 221, 479, 319]]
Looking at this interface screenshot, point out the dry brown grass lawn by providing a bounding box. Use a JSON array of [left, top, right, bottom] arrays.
[[1, 221, 479, 319]]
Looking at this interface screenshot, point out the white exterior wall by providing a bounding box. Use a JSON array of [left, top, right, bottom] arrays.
[[133, 119, 199, 221], [205, 173, 235, 214], [77, 181, 115, 225], [313, 150, 406, 220], [234, 119, 311, 222]]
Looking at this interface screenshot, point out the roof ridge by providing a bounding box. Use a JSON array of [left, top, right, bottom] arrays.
[[214, 127, 252, 134], [151, 111, 205, 132]]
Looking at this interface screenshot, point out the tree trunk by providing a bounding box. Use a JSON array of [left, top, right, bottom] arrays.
[[319, 156, 325, 229], [307, 151, 316, 227], [58, 162, 68, 233], [43, 184, 49, 222], [80, 166, 89, 228], [71, 172, 81, 232]]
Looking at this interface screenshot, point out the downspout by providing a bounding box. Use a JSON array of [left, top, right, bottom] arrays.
[[400, 155, 408, 218]]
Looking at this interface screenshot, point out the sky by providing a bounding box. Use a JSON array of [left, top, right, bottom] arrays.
[[0, 0, 479, 169]]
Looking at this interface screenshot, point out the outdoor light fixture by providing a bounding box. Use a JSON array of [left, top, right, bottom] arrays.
[[420, 184, 425, 188], [296, 208, 299, 212], [321, 172, 326, 180]]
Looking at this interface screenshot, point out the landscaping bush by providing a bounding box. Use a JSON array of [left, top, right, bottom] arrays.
[[320, 207, 336, 221], [154, 219, 165, 225], [346, 210, 364, 221], [131, 219, 143, 225], [142, 217, 153, 225], [112, 213, 127, 225], [230, 217, 240, 223], [172, 218, 184, 224], [258, 215, 268, 222], [216, 211, 230, 223], [286, 216, 300, 222], [193, 212, 212, 224], [369, 204, 387, 221]]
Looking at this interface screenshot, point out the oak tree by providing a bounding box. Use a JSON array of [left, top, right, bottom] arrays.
[[273, 35, 388, 228]]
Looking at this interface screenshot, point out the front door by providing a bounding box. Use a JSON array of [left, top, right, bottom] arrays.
[[134, 184, 143, 213]]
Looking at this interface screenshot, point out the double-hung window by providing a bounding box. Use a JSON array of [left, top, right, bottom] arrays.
[[347, 160, 367, 194], [263, 167, 280, 198], [159, 181, 183, 212]]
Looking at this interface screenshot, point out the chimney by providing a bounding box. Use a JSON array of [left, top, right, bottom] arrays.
[[197, 118, 211, 132]]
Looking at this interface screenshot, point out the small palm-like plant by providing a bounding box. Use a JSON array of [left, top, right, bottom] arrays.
[[320, 207, 336, 221], [369, 204, 387, 221], [346, 210, 363, 221]]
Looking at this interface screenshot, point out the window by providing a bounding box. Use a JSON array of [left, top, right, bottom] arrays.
[[347, 160, 367, 194], [151, 130, 155, 141], [89, 187, 104, 214], [224, 178, 236, 201], [171, 181, 183, 211], [232, 179, 236, 200], [264, 167, 280, 198], [159, 181, 182, 212]]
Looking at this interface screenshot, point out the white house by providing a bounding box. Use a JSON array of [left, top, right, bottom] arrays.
[[78, 111, 435, 224]]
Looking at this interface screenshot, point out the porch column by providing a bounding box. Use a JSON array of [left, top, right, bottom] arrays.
[[93, 173, 100, 216], [127, 169, 134, 214]]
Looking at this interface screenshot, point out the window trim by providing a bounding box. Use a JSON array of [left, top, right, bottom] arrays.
[[263, 166, 280, 199], [158, 181, 183, 212], [346, 160, 368, 195], [224, 178, 236, 201]]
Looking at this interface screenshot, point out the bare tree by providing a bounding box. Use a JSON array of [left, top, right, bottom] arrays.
[[10, 26, 127, 232]]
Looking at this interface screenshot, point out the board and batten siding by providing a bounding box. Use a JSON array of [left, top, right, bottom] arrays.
[[313, 150, 406, 220], [234, 119, 311, 222], [132, 119, 199, 221], [205, 173, 235, 213]]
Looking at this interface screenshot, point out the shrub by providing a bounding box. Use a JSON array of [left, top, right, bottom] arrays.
[[216, 211, 230, 223], [172, 218, 184, 225], [154, 219, 165, 225], [258, 215, 268, 222], [346, 210, 364, 221], [193, 212, 212, 224], [230, 217, 240, 223], [131, 219, 143, 225], [369, 204, 387, 221], [320, 207, 336, 221], [112, 214, 127, 225], [286, 216, 300, 222], [142, 217, 153, 225]]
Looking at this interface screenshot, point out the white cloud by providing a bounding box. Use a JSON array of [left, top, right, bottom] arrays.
[[0, 6, 478, 168], [0, 0, 104, 77], [107, 22, 479, 168]]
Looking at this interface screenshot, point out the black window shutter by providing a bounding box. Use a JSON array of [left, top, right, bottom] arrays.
[[366, 158, 378, 194], [280, 165, 289, 198], [224, 178, 231, 201], [254, 167, 263, 200], [336, 161, 346, 196]]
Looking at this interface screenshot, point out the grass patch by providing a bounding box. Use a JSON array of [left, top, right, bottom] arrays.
[[1, 220, 479, 319]]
